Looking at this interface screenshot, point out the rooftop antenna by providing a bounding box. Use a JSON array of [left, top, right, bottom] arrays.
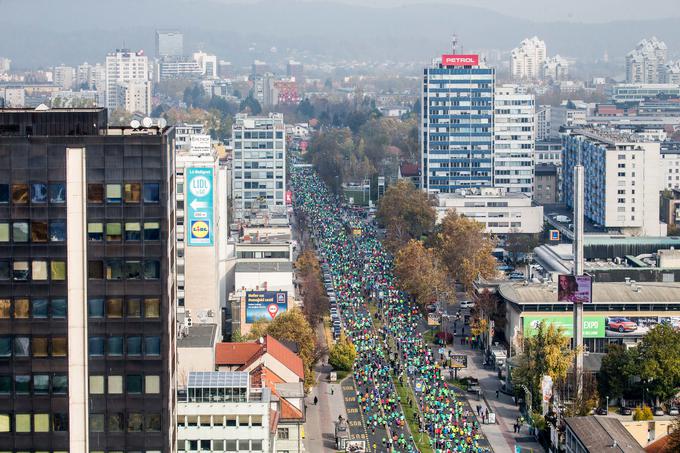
[[452, 34, 458, 54]]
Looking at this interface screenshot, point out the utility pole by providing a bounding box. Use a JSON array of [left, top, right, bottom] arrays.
[[573, 165, 585, 400]]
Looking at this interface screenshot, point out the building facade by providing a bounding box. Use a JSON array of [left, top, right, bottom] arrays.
[[105, 50, 150, 114], [534, 163, 559, 205], [493, 84, 535, 195], [231, 114, 286, 222], [0, 108, 176, 451], [155, 31, 184, 59], [421, 53, 495, 193], [563, 128, 664, 236], [510, 37, 547, 80], [626, 37, 668, 84]]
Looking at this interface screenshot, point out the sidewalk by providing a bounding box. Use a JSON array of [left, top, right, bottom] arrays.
[[445, 336, 544, 453]]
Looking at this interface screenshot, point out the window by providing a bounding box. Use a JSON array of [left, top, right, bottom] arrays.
[[51, 261, 66, 280], [126, 375, 142, 394], [125, 261, 142, 279], [108, 413, 124, 432], [49, 220, 66, 242], [90, 414, 105, 432], [53, 413, 68, 431], [89, 375, 104, 394], [32, 299, 48, 318], [14, 298, 29, 318], [13, 261, 29, 281], [0, 300, 7, 318], [52, 337, 66, 357], [53, 375, 67, 394], [128, 413, 144, 432], [0, 224, 8, 242], [87, 183, 104, 203], [11, 184, 29, 204], [143, 183, 160, 202], [31, 221, 48, 242], [108, 376, 123, 394], [143, 222, 160, 241], [32, 337, 48, 357], [13, 222, 29, 242], [87, 223, 103, 241], [106, 298, 123, 318], [15, 413, 30, 432], [144, 298, 160, 318], [145, 336, 160, 356], [144, 260, 160, 279], [31, 183, 47, 203], [277, 428, 290, 440], [106, 223, 122, 241], [49, 183, 66, 203], [0, 376, 10, 394], [127, 298, 141, 318], [107, 336, 123, 356], [0, 184, 8, 203], [0, 337, 10, 357], [15, 375, 30, 394], [51, 299, 66, 318], [144, 414, 161, 432], [88, 298, 104, 318], [106, 260, 124, 280], [32, 261, 48, 280], [0, 262, 7, 280], [88, 260, 104, 279], [127, 336, 142, 356], [14, 337, 29, 357], [89, 337, 104, 357], [125, 222, 141, 241], [125, 183, 141, 203], [106, 184, 122, 203], [0, 414, 9, 432], [33, 375, 49, 395], [145, 375, 160, 394]]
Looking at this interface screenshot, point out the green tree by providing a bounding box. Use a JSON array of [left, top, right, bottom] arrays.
[[666, 416, 680, 452], [239, 94, 262, 115], [329, 337, 356, 372], [633, 405, 654, 421], [637, 324, 680, 404], [512, 321, 576, 409], [297, 98, 315, 119], [377, 179, 436, 253], [597, 344, 637, 401]]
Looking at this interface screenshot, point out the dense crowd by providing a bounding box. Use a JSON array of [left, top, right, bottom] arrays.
[[291, 164, 489, 453]]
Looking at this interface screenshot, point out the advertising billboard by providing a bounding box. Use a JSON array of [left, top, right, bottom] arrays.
[[604, 316, 680, 337], [245, 291, 288, 323], [441, 54, 480, 66], [187, 167, 214, 246], [522, 315, 606, 338], [557, 274, 592, 303]]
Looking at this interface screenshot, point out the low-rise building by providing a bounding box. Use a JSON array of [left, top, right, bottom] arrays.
[[534, 163, 559, 205], [564, 416, 644, 453]]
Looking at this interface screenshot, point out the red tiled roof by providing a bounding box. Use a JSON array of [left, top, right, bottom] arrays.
[[263, 335, 305, 380], [215, 342, 261, 366], [400, 163, 420, 177], [280, 396, 304, 420], [269, 408, 279, 434], [645, 435, 670, 453]]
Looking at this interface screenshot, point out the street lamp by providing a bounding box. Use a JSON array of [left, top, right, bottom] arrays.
[[606, 395, 609, 412]]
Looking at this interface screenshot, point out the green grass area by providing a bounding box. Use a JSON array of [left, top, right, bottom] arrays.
[[423, 329, 436, 345], [343, 189, 370, 206], [367, 302, 383, 330], [335, 370, 351, 381], [392, 373, 434, 453]]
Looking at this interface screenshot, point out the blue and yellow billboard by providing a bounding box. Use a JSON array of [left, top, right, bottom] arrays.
[[187, 167, 214, 246]]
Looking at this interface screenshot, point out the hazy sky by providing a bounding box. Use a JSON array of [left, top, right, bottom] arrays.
[[214, 0, 680, 23]]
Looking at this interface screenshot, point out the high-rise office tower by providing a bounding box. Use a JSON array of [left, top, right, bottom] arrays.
[[421, 53, 495, 193], [494, 85, 535, 195], [231, 113, 286, 221], [510, 37, 547, 80], [105, 49, 151, 114], [155, 31, 184, 59], [626, 37, 668, 84], [0, 108, 176, 452]]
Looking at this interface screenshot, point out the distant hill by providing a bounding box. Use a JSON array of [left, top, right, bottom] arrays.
[[1, 0, 679, 68]]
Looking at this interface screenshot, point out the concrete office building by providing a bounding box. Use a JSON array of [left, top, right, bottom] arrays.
[[563, 127, 665, 236], [535, 105, 552, 141], [105, 49, 151, 114], [0, 108, 176, 452], [510, 37, 547, 81], [192, 52, 218, 79], [626, 37, 667, 84], [661, 144, 680, 189], [609, 83, 680, 103], [155, 30, 184, 59], [534, 163, 559, 205], [157, 57, 203, 81], [231, 113, 286, 222], [493, 85, 535, 195], [664, 61, 680, 84], [421, 53, 495, 193], [436, 188, 544, 234], [550, 102, 587, 137], [542, 55, 569, 81], [53, 65, 76, 91]]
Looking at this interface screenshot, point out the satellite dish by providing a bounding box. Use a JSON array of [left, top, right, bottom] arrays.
[[130, 119, 141, 129], [157, 118, 167, 129], [142, 117, 153, 128]]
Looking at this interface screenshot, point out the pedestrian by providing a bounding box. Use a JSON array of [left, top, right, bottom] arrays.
[[496, 389, 500, 398], [313, 396, 318, 405], [331, 387, 334, 395]]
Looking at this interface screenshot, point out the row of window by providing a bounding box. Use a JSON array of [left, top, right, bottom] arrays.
[[88, 297, 160, 319], [89, 374, 160, 395], [87, 260, 161, 280], [87, 222, 160, 242], [89, 412, 161, 433], [0, 374, 68, 395], [0, 183, 65, 205], [0, 336, 67, 358], [88, 336, 161, 357], [0, 298, 67, 319], [0, 221, 66, 243], [179, 439, 264, 452], [87, 183, 160, 204], [0, 413, 68, 433], [0, 260, 66, 281]]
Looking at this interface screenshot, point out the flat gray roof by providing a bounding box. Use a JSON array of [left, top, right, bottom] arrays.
[[499, 281, 680, 304], [564, 417, 644, 453], [177, 324, 217, 348], [235, 262, 293, 273]]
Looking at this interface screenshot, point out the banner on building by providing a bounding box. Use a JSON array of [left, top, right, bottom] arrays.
[[522, 315, 605, 338], [187, 167, 214, 246], [245, 291, 288, 323], [557, 274, 592, 303]]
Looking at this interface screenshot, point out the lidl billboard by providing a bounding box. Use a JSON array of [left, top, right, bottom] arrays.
[[522, 315, 606, 338], [187, 167, 214, 246], [245, 291, 288, 323]]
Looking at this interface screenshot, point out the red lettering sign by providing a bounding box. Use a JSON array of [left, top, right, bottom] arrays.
[[441, 54, 479, 66]]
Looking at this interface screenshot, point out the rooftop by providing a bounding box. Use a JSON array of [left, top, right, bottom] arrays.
[[177, 323, 217, 348], [188, 371, 249, 389], [235, 262, 293, 273], [565, 416, 644, 453], [572, 126, 647, 145]]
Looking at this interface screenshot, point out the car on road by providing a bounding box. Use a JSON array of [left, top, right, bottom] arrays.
[[607, 317, 638, 333], [654, 407, 665, 416], [595, 406, 608, 415], [460, 300, 475, 309], [619, 406, 633, 416], [669, 406, 679, 416], [508, 272, 525, 280]]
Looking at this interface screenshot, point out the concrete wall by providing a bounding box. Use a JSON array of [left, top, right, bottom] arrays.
[[177, 347, 216, 387]]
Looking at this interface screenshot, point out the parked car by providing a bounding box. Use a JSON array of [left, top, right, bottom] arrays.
[[654, 407, 665, 416], [619, 406, 633, 416], [460, 300, 475, 309], [668, 406, 679, 416], [607, 317, 638, 333], [426, 304, 438, 313], [595, 406, 608, 415], [508, 272, 525, 280]]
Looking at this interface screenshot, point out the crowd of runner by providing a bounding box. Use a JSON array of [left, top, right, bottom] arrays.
[[290, 162, 490, 453]]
